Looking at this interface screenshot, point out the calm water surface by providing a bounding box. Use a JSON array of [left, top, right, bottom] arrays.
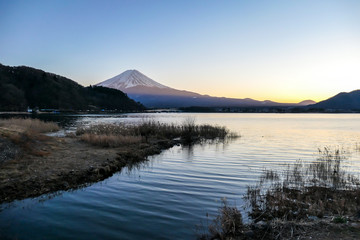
[[1, 113, 360, 239]]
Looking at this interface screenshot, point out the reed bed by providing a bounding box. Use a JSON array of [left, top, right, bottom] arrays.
[[79, 133, 142, 147], [0, 118, 60, 157], [246, 148, 360, 223], [76, 119, 238, 147]]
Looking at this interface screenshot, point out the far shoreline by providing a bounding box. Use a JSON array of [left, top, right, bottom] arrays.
[[1, 108, 360, 116]]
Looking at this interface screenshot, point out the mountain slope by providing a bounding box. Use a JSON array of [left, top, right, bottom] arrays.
[[309, 90, 360, 110], [0, 64, 144, 111], [297, 100, 316, 106], [97, 70, 314, 108]]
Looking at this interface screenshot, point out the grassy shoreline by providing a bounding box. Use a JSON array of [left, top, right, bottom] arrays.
[[0, 118, 237, 204]]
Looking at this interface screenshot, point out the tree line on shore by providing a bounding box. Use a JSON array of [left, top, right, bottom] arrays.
[[0, 64, 145, 112]]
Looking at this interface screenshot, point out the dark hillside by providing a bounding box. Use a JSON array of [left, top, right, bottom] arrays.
[[0, 64, 144, 111], [309, 90, 360, 110]]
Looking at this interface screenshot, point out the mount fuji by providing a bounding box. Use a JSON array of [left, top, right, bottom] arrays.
[[96, 70, 169, 90], [96, 70, 315, 108]]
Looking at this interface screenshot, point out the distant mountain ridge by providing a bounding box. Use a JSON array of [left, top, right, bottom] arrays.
[[309, 90, 360, 110], [96, 70, 315, 108], [0, 64, 144, 111]]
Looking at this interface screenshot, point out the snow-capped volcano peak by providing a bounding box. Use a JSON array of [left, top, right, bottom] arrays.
[[96, 70, 169, 90]]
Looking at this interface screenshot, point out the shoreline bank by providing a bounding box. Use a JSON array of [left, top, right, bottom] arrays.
[[1, 118, 235, 204], [0, 135, 180, 204]]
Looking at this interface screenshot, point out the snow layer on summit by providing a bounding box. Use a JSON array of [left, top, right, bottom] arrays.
[[97, 70, 169, 90]]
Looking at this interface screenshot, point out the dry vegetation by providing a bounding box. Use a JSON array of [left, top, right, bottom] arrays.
[[200, 147, 360, 239], [0, 118, 59, 133], [79, 133, 142, 147], [355, 143, 360, 152], [246, 148, 360, 222], [199, 199, 245, 240], [0, 118, 60, 158]]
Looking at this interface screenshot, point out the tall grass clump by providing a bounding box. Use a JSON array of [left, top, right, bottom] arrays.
[[198, 200, 245, 240], [245, 147, 360, 223], [180, 117, 238, 144], [133, 120, 182, 141], [79, 133, 142, 147], [76, 119, 239, 147]]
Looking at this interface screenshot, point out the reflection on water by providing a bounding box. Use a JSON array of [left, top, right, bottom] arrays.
[[1, 113, 360, 239]]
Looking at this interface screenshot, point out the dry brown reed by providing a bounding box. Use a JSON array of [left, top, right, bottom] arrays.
[[198, 199, 245, 240], [210, 200, 244, 238], [0, 118, 59, 157], [0, 118, 59, 133], [355, 143, 360, 152], [80, 133, 142, 147]]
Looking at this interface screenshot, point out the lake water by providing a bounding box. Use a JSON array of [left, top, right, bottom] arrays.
[[1, 113, 360, 239]]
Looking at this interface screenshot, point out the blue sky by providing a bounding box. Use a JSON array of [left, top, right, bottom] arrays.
[[1, 0, 359, 102]]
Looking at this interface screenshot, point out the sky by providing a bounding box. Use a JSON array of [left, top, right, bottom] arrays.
[[0, 0, 359, 103]]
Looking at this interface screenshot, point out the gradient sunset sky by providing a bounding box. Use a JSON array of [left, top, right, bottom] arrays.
[[1, 0, 359, 103]]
